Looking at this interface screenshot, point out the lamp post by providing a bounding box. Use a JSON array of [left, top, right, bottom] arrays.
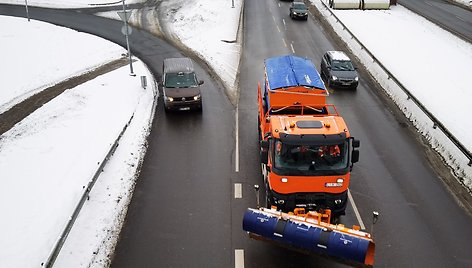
[[25, 0, 30, 21], [121, 0, 134, 76]]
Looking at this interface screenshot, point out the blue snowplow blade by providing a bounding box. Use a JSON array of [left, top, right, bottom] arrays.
[[242, 208, 375, 266]]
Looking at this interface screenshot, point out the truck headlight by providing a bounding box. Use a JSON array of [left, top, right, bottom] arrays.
[[354, 76, 359, 81], [332, 75, 338, 81], [193, 94, 201, 100], [166, 96, 174, 102], [325, 178, 344, 187]]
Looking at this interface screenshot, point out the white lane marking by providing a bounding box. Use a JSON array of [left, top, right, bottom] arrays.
[[235, 106, 239, 172], [234, 183, 242, 199], [456, 15, 465, 22], [235, 249, 245, 268], [282, 19, 287, 30], [276, 25, 281, 33], [348, 189, 366, 230], [290, 43, 295, 54], [282, 38, 287, 47]]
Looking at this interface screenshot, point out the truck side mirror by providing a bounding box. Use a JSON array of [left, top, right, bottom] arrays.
[[352, 139, 360, 148], [351, 149, 359, 163], [260, 140, 269, 150], [198, 80, 204, 85], [260, 140, 269, 164]]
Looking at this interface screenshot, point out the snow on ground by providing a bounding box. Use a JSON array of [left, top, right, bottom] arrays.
[[453, 0, 472, 8], [2, 0, 143, 8], [0, 0, 471, 267], [0, 16, 125, 114], [157, 0, 242, 101], [310, 0, 472, 189], [328, 4, 472, 150], [0, 13, 156, 268]]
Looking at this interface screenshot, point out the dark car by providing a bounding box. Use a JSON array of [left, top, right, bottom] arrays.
[[162, 57, 203, 112], [289, 2, 308, 20], [320, 51, 359, 89]]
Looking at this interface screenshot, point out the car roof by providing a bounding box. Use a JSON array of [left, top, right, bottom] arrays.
[[164, 57, 194, 73], [327, 51, 351, 61]]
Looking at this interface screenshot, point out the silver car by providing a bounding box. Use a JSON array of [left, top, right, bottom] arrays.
[[320, 51, 359, 90]]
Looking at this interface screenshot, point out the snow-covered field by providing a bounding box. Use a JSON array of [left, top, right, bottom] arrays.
[[0, 12, 156, 268]]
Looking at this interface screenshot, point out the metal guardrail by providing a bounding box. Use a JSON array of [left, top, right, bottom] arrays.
[[317, 0, 472, 166], [43, 113, 135, 268]]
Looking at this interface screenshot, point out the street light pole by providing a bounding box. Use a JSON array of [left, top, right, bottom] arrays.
[[122, 0, 134, 76], [25, 0, 30, 21]]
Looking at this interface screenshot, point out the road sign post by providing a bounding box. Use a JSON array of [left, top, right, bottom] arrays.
[[118, 0, 135, 76]]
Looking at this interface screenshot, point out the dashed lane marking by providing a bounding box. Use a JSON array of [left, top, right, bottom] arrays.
[[235, 249, 244, 268]]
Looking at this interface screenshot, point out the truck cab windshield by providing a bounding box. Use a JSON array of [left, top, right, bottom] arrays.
[[273, 140, 349, 175]]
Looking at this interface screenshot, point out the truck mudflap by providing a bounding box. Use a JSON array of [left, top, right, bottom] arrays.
[[242, 207, 375, 266]]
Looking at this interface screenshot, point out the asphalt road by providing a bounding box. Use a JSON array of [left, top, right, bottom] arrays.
[[2, 1, 472, 267], [398, 0, 472, 42], [237, 0, 472, 267]]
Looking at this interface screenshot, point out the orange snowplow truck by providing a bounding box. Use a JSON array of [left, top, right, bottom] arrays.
[[258, 55, 360, 219]]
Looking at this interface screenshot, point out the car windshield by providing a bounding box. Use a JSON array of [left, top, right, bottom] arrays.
[[164, 72, 198, 88], [273, 140, 349, 175], [293, 3, 307, 9], [331, 60, 355, 71]]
